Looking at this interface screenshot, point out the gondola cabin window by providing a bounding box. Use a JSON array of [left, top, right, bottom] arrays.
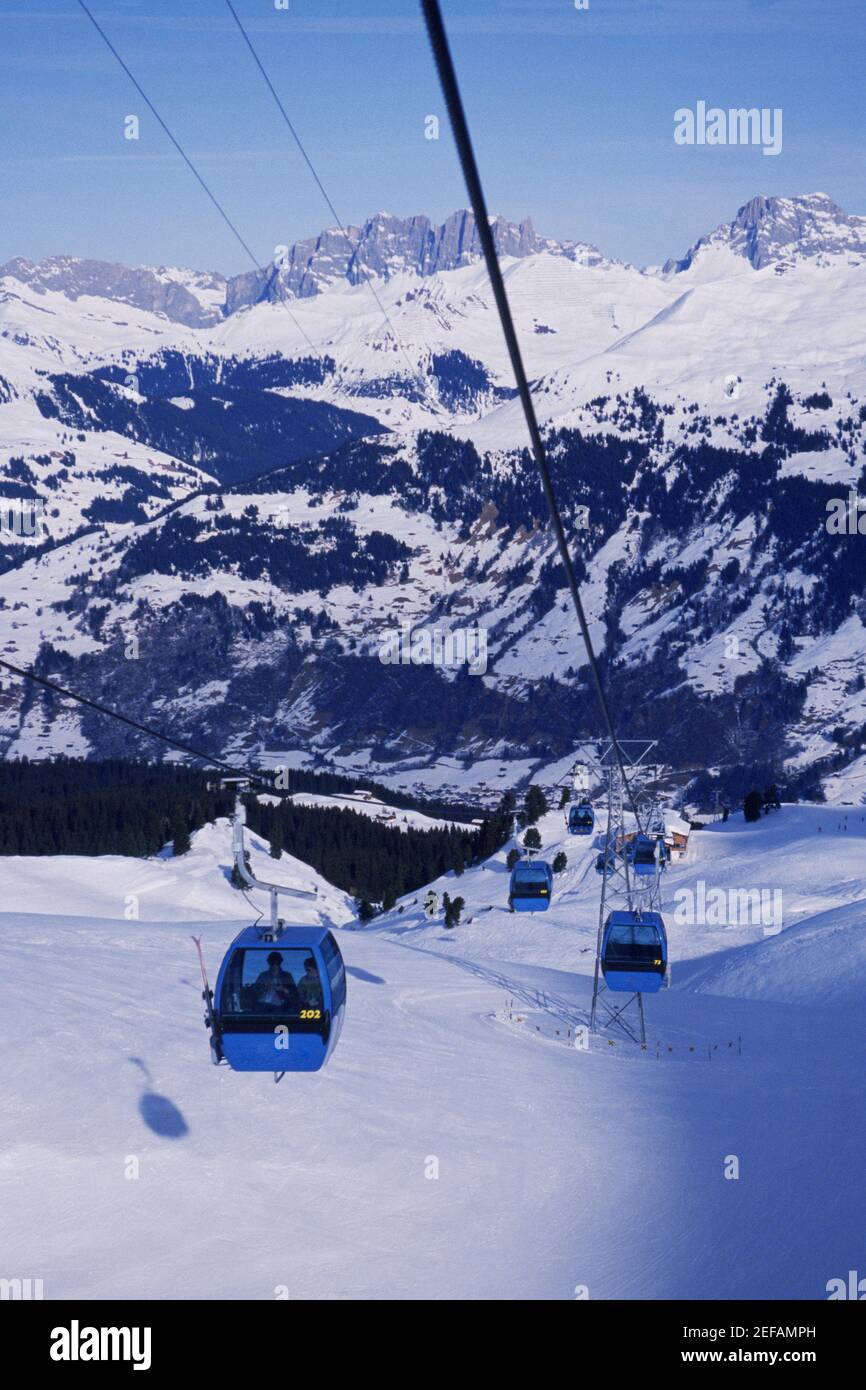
[[220, 947, 324, 1019], [320, 931, 347, 1009]]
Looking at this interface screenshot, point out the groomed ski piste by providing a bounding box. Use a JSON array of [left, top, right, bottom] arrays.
[[0, 803, 863, 1300]]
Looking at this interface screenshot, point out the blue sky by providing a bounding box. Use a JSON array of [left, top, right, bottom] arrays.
[[1, 0, 863, 272]]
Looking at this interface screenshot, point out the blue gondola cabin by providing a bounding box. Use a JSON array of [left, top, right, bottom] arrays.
[[601, 911, 667, 993], [631, 833, 659, 876], [509, 859, 553, 912], [213, 925, 346, 1074], [567, 802, 594, 836]]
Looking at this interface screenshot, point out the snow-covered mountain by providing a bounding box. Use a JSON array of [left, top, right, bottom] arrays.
[[0, 255, 226, 327], [663, 192, 866, 276], [1, 191, 865, 798], [225, 208, 615, 311]]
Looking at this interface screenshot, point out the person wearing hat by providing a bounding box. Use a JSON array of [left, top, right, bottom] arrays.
[[297, 955, 323, 1010], [255, 951, 300, 1010]]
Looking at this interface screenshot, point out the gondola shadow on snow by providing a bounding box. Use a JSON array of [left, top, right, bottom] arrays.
[[345, 965, 386, 984], [128, 1057, 190, 1139]]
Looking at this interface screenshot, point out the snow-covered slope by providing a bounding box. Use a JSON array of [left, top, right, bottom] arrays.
[[270, 789, 467, 833], [0, 820, 351, 924], [0, 805, 863, 1299]]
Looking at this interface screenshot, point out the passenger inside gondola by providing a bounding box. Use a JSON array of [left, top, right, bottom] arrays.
[[297, 956, 324, 1010], [220, 947, 323, 1017], [255, 951, 300, 1010], [212, 928, 345, 1073], [568, 803, 593, 832]]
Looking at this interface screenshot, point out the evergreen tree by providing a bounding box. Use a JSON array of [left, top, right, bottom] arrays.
[[269, 821, 284, 859], [444, 895, 465, 929], [171, 815, 191, 856], [552, 851, 567, 874], [558, 787, 570, 810], [0, 760, 491, 904], [356, 898, 376, 923], [525, 784, 548, 825], [230, 851, 252, 888], [506, 847, 521, 871], [523, 827, 542, 851], [743, 790, 763, 822], [763, 784, 781, 811]]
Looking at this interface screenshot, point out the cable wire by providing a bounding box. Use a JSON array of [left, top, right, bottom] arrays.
[[75, 0, 321, 360], [223, 0, 429, 398], [0, 654, 271, 787], [47, 2, 639, 827], [419, 0, 641, 820]]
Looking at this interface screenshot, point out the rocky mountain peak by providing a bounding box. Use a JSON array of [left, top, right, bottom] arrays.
[[0, 255, 226, 327], [223, 209, 612, 314], [663, 191, 866, 274]]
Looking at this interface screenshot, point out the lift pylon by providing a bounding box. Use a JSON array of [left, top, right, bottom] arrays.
[[569, 741, 666, 1045]]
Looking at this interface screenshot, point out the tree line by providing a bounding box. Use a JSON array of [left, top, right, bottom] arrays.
[[0, 758, 233, 858], [244, 794, 512, 909], [0, 758, 511, 907]]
